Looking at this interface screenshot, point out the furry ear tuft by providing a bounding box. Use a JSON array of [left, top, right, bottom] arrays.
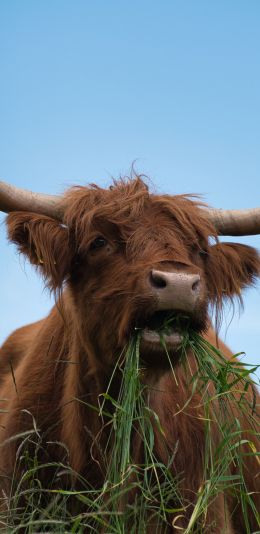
[[7, 212, 73, 290], [207, 242, 260, 307]]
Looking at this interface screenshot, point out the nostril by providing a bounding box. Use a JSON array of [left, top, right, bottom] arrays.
[[192, 278, 200, 292], [150, 271, 167, 289]]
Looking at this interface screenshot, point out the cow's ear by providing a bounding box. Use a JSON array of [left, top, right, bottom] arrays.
[[206, 242, 260, 303], [7, 212, 73, 290]]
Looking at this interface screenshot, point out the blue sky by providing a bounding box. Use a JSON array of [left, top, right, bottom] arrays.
[[0, 1, 259, 379]]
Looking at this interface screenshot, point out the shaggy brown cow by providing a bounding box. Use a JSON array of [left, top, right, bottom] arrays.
[[0, 176, 259, 532]]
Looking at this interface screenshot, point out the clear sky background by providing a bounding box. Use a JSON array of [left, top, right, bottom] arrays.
[[0, 1, 259, 380]]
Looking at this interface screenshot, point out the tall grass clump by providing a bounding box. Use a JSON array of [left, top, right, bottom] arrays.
[[181, 332, 260, 531], [0, 326, 259, 532], [91, 335, 181, 533]]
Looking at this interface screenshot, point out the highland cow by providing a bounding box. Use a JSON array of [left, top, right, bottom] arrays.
[[0, 176, 259, 532]]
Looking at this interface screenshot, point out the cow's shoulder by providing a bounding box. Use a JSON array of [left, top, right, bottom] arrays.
[[0, 320, 43, 381], [205, 327, 238, 361]]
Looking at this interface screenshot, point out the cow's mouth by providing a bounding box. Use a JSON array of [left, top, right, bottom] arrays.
[[138, 310, 191, 352]]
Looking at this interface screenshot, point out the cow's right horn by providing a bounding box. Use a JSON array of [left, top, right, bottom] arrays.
[[0, 181, 63, 220]]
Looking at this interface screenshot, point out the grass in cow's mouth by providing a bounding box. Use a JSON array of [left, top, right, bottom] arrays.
[[0, 330, 259, 532], [139, 310, 192, 334]]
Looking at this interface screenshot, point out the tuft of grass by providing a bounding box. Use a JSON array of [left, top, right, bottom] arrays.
[[180, 332, 260, 531], [0, 326, 259, 532], [92, 334, 181, 533]]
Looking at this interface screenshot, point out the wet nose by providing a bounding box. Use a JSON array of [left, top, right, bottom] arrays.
[[149, 269, 201, 312]]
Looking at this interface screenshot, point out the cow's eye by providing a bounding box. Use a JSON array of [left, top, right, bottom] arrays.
[[199, 249, 208, 258], [90, 236, 108, 251]]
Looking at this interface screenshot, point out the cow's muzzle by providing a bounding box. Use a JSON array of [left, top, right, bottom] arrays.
[[137, 269, 203, 356], [149, 269, 201, 312]]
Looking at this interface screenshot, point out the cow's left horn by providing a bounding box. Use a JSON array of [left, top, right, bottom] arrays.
[[205, 207, 260, 236], [0, 181, 63, 220]]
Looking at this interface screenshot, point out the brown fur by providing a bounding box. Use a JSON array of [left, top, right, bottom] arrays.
[[0, 176, 259, 532]]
